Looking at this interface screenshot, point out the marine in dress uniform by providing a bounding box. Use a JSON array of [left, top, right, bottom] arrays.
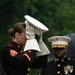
[[1, 41, 34, 75], [1, 15, 50, 75], [41, 36, 75, 75]]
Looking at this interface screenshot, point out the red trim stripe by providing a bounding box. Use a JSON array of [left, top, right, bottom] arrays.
[[24, 53, 31, 61]]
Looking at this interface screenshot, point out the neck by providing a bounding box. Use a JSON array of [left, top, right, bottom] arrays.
[[13, 39, 21, 45]]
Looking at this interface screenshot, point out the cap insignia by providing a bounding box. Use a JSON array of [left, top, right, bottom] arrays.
[[55, 37, 59, 40]]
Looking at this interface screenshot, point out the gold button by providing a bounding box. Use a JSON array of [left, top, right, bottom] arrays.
[[18, 45, 20, 48], [68, 58, 70, 60], [28, 68, 30, 71], [28, 50, 31, 52], [57, 64, 60, 67], [61, 59, 64, 62], [57, 71, 60, 74], [20, 50, 22, 53]]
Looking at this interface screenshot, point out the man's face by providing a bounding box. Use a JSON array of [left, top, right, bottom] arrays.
[[53, 47, 67, 59]]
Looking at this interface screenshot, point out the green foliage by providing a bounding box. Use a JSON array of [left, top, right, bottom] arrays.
[[1, 0, 75, 75]]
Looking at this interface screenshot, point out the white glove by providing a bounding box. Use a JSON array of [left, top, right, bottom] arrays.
[[24, 20, 41, 52], [37, 34, 50, 56], [25, 20, 35, 39], [35, 28, 44, 35]]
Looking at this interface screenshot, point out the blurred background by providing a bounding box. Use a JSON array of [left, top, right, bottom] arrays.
[[1, 0, 75, 75]]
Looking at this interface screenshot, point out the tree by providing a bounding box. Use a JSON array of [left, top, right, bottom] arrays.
[[1, 0, 75, 75]]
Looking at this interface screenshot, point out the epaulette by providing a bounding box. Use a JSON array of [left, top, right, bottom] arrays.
[[67, 57, 75, 61]]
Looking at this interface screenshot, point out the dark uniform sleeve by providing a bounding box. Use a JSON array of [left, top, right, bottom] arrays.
[[40, 68, 45, 75], [31, 55, 48, 68], [40, 63, 51, 75], [1, 46, 36, 67]]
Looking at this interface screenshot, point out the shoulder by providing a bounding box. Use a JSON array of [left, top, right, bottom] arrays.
[[47, 59, 55, 65], [63, 57, 75, 64], [1, 45, 14, 54], [2, 45, 11, 51], [67, 57, 75, 61], [3, 45, 9, 48], [2, 45, 15, 50]]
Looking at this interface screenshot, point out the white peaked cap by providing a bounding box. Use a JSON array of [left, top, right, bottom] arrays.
[[48, 36, 71, 48], [24, 15, 49, 35]]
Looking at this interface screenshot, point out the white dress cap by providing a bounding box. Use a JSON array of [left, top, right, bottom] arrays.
[[24, 15, 49, 35], [48, 36, 71, 48]]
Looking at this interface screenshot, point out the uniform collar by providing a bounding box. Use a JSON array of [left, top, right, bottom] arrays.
[[54, 56, 66, 62], [9, 41, 22, 50]]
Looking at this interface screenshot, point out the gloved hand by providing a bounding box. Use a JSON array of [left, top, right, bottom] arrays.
[[24, 20, 41, 52], [37, 34, 50, 56], [25, 20, 35, 39], [35, 28, 44, 35]]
